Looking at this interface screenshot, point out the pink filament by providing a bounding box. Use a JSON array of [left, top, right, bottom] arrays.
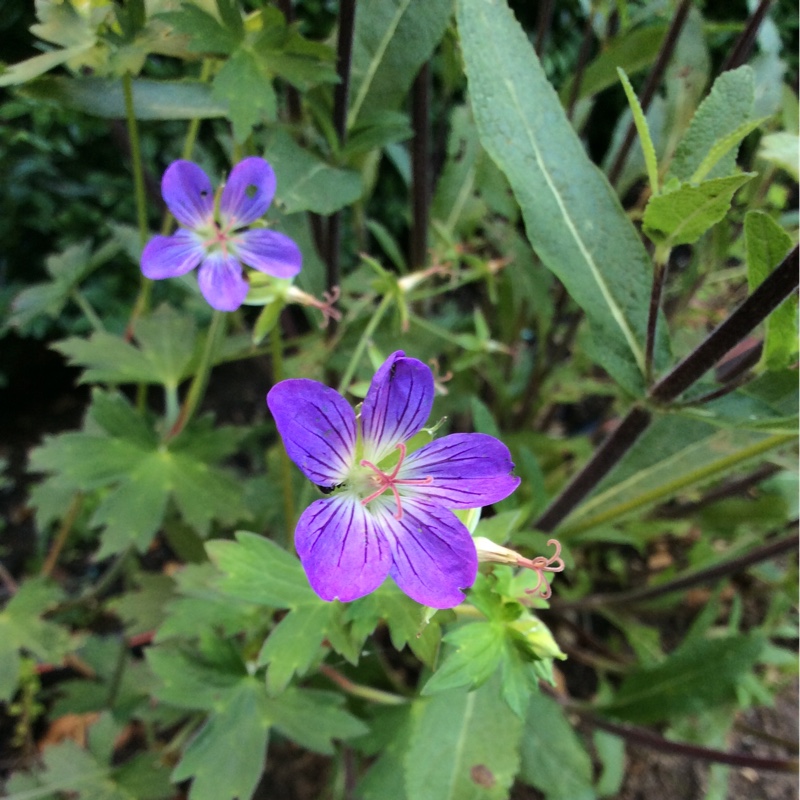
[[360, 443, 433, 520]]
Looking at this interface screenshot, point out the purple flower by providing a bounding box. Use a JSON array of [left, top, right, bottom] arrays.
[[141, 158, 302, 311], [267, 351, 521, 608]]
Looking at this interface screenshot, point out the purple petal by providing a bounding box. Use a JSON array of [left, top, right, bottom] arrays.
[[295, 495, 392, 602], [220, 157, 276, 227], [235, 229, 302, 279], [141, 230, 204, 279], [197, 252, 248, 311], [162, 160, 214, 229], [374, 498, 478, 608], [398, 433, 521, 508], [267, 379, 356, 487], [361, 351, 434, 464]]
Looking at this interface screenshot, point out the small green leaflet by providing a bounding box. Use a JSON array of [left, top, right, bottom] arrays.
[[745, 211, 797, 370], [643, 173, 755, 247], [0, 579, 71, 701], [207, 532, 360, 691]]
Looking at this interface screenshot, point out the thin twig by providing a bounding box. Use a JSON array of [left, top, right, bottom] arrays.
[[567, 14, 596, 121], [534, 0, 554, 57], [719, 0, 773, 73], [41, 493, 83, 578], [552, 527, 799, 611], [325, 0, 357, 316], [644, 248, 670, 384], [651, 247, 798, 403], [534, 407, 652, 533], [608, 0, 692, 187], [277, 0, 303, 122], [0, 561, 19, 594], [655, 462, 781, 518], [577, 710, 798, 773]]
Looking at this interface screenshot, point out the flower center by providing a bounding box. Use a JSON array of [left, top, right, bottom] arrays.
[[359, 443, 433, 521], [201, 221, 238, 257]]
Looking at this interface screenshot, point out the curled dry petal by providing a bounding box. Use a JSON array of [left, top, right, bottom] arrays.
[[360, 351, 434, 464], [162, 160, 214, 228], [267, 379, 356, 487]]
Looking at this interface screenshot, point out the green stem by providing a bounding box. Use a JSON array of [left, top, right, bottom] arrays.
[[165, 310, 226, 441], [180, 60, 212, 162], [123, 70, 153, 414], [319, 664, 408, 705], [558, 433, 794, 537], [70, 290, 105, 333], [41, 494, 83, 578], [336, 292, 394, 394], [271, 324, 296, 546], [164, 383, 180, 432], [123, 72, 148, 251]]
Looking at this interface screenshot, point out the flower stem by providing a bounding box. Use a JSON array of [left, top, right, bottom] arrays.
[[70, 289, 105, 333], [270, 323, 296, 546], [123, 72, 148, 251], [319, 664, 408, 705], [165, 310, 226, 441], [41, 493, 83, 578], [337, 292, 394, 394]]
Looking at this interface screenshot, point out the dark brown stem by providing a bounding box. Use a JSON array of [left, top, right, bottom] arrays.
[[410, 62, 430, 270], [719, 0, 773, 73], [534, 0, 554, 57], [534, 406, 652, 532], [576, 711, 797, 773], [655, 463, 781, 519], [325, 0, 357, 315], [650, 246, 798, 402], [553, 527, 798, 611], [645, 253, 669, 384], [567, 14, 596, 121], [607, 0, 692, 187], [277, 0, 302, 122], [715, 340, 763, 384]]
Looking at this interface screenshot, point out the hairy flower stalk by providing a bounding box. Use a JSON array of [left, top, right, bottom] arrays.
[[268, 351, 521, 608]]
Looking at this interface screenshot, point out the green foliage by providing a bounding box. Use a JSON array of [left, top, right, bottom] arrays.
[[458, 0, 669, 392], [518, 693, 596, 800], [745, 211, 797, 369], [29, 391, 246, 555], [0, 580, 71, 701], [1, 0, 797, 798], [600, 633, 765, 723]]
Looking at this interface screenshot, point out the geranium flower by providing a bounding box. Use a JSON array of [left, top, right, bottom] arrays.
[[267, 351, 521, 608], [141, 157, 301, 311]]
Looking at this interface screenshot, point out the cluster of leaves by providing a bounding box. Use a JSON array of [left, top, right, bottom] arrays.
[[0, 1, 797, 800]]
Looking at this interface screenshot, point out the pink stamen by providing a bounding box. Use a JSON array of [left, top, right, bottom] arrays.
[[201, 220, 238, 255], [360, 443, 433, 520], [521, 539, 565, 600]]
